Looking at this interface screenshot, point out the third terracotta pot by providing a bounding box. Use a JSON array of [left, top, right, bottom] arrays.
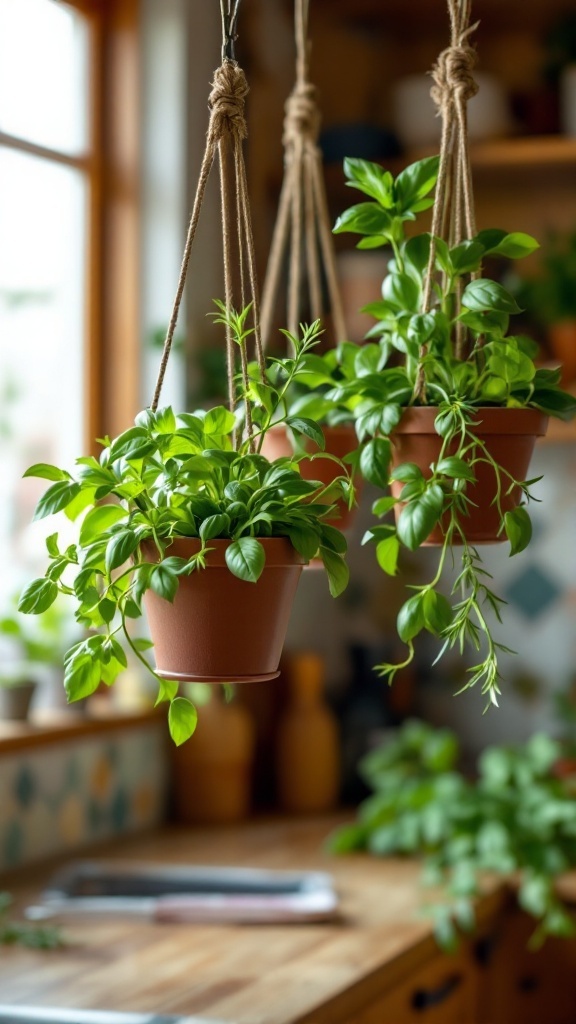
[[261, 423, 361, 530], [390, 406, 548, 545]]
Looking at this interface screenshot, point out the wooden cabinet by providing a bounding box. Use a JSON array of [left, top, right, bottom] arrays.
[[355, 951, 478, 1024]]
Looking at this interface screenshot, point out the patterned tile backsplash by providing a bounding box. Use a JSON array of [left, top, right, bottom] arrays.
[[0, 721, 169, 872]]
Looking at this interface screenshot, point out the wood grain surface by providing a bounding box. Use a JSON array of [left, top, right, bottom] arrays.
[[0, 816, 505, 1024]]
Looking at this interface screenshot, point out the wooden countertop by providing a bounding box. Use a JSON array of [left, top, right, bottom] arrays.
[[0, 816, 506, 1024]]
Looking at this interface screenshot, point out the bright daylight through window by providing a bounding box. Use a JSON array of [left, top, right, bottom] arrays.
[[0, 0, 89, 613]]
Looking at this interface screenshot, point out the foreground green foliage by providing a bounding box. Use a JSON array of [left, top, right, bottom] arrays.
[[0, 893, 63, 949], [329, 720, 576, 950], [19, 310, 351, 743]]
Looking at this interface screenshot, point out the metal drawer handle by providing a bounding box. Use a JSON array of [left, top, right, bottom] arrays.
[[411, 972, 462, 1011]]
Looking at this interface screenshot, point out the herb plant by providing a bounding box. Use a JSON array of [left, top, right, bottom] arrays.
[[331, 156, 576, 706], [329, 719, 576, 951], [0, 892, 63, 950], [18, 308, 351, 743]]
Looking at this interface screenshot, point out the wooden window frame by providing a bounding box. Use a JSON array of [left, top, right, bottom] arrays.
[[0, 0, 141, 446]]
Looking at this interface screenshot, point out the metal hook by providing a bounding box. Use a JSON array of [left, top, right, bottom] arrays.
[[221, 0, 242, 62]]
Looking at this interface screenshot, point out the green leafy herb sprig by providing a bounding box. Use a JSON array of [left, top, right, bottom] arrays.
[[0, 892, 63, 950], [331, 156, 576, 706], [328, 720, 576, 951], [18, 307, 351, 744]]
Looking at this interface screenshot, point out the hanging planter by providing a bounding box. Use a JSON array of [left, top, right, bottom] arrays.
[[262, 423, 361, 530], [390, 406, 548, 544], [258, 0, 362, 532], [16, 3, 350, 745], [331, 0, 576, 704], [143, 538, 305, 682]]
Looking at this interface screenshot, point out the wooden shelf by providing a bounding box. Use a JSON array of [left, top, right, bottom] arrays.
[[312, 0, 576, 32]]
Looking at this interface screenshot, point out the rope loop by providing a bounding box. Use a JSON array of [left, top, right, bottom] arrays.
[[283, 81, 320, 148], [209, 59, 249, 141], [430, 43, 478, 110]]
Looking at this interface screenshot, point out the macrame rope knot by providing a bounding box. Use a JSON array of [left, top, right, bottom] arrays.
[[209, 59, 249, 140], [283, 82, 321, 147], [430, 44, 478, 111]]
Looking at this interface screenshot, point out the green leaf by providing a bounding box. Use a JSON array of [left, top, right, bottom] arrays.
[[504, 506, 532, 556], [199, 514, 231, 542], [397, 594, 425, 642], [449, 240, 484, 275], [287, 523, 320, 561], [168, 696, 198, 746], [286, 416, 325, 450], [397, 485, 444, 550], [18, 578, 59, 614], [394, 156, 439, 212], [435, 457, 476, 483], [383, 272, 420, 312], [204, 405, 236, 435], [372, 495, 397, 517], [334, 202, 392, 236], [376, 535, 400, 575], [462, 279, 521, 314], [359, 438, 391, 488], [149, 563, 179, 602], [33, 481, 81, 521], [319, 547, 349, 598], [64, 648, 102, 702], [153, 406, 177, 433], [109, 426, 156, 462], [422, 590, 453, 635], [79, 504, 126, 546], [105, 528, 140, 573], [480, 230, 539, 259], [23, 463, 69, 482], [225, 537, 266, 583], [343, 157, 395, 207], [390, 463, 425, 485]]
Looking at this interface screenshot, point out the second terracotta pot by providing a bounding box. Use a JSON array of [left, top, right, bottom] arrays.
[[390, 406, 548, 545], [261, 423, 361, 530], [142, 538, 305, 682]]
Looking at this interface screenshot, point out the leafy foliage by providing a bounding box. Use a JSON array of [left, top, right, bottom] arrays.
[[0, 892, 63, 949], [334, 156, 576, 706], [328, 720, 576, 951], [19, 309, 351, 743]]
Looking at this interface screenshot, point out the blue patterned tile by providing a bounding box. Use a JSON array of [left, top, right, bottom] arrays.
[[504, 564, 563, 620], [14, 765, 36, 809]]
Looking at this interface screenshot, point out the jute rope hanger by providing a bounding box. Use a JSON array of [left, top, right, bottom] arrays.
[[151, 0, 264, 453], [414, 0, 480, 402], [259, 0, 347, 349]]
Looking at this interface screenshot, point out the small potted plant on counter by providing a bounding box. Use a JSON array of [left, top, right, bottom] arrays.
[[332, 154, 576, 706], [18, 306, 351, 744]]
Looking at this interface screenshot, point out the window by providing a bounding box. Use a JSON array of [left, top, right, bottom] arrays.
[[0, 0, 140, 606]]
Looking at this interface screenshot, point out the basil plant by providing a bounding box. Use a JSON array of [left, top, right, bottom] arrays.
[[18, 307, 352, 743]]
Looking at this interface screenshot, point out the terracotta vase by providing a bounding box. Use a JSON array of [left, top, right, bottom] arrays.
[[548, 321, 576, 387], [262, 424, 361, 530], [390, 406, 548, 545], [171, 690, 255, 823], [142, 538, 305, 683]]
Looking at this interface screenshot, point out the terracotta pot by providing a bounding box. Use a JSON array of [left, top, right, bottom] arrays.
[[548, 320, 576, 386], [390, 406, 548, 545], [262, 424, 361, 530], [0, 680, 36, 721], [142, 538, 305, 683]]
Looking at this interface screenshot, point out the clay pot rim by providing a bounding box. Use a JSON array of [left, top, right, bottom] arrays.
[[142, 536, 307, 568], [393, 405, 549, 437]]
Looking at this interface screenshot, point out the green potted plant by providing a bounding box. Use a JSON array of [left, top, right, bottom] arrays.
[[0, 599, 77, 721], [329, 719, 576, 950], [18, 307, 351, 744], [331, 155, 576, 705]]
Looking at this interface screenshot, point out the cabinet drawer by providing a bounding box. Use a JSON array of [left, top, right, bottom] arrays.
[[356, 952, 477, 1024]]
